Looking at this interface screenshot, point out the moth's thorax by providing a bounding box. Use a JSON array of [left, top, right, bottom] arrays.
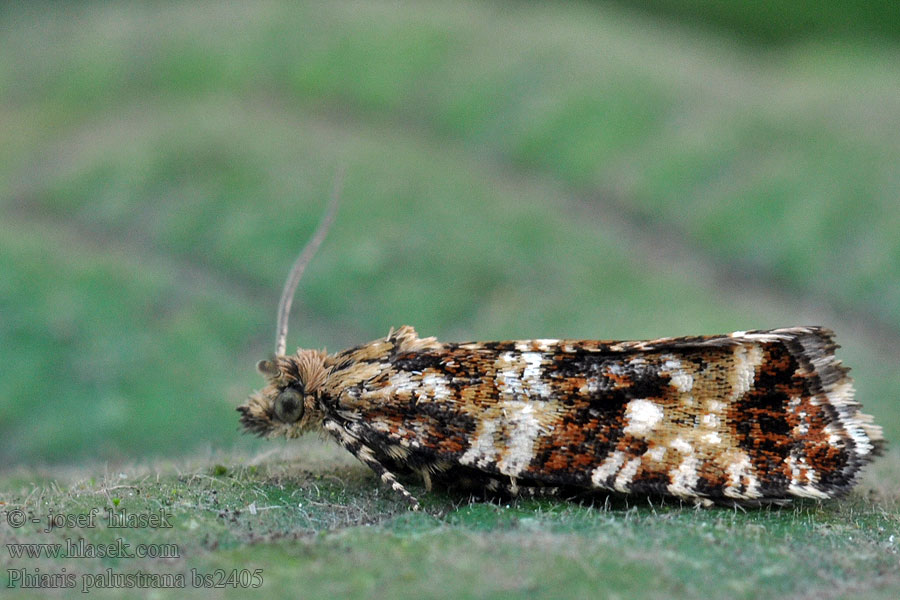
[[237, 349, 332, 438]]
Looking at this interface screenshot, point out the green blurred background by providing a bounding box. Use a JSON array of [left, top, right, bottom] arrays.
[[2, 0, 899, 468]]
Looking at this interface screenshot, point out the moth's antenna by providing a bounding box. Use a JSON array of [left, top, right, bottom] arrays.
[[275, 170, 342, 356]]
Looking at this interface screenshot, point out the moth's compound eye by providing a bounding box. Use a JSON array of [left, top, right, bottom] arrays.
[[274, 388, 304, 423]]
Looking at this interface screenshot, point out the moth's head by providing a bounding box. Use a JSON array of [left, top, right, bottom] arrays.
[[237, 349, 330, 438], [239, 177, 340, 439]]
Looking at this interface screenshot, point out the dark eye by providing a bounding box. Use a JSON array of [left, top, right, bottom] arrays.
[[274, 388, 304, 423]]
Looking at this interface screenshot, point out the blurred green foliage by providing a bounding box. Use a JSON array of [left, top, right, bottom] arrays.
[[608, 0, 900, 44], [1, 1, 898, 464]]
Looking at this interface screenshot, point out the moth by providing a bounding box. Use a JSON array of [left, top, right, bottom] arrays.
[[239, 194, 883, 510]]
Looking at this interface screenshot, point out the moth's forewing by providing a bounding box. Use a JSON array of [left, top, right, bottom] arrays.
[[325, 328, 881, 501]]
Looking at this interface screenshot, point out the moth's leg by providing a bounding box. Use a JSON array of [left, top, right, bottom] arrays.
[[322, 420, 421, 511], [418, 468, 433, 492]]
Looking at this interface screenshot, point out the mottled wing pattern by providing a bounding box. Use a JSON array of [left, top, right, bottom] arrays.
[[324, 326, 881, 501]]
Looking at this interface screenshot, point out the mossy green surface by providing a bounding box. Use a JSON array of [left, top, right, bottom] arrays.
[[2, 447, 899, 599]]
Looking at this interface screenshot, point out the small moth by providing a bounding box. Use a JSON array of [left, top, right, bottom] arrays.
[[239, 194, 883, 510]]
